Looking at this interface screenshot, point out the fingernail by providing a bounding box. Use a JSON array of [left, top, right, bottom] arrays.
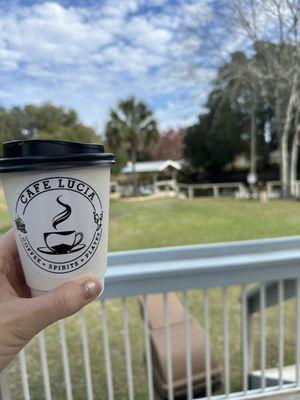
[[83, 279, 101, 300]]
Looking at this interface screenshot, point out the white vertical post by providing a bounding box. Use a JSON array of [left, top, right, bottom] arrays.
[[247, 303, 254, 374], [204, 289, 212, 398], [143, 295, 154, 400], [0, 369, 11, 400], [296, 278, 300, 386], [242, 285, 248, 394], [80, 309, 94, 400], [260, 283, 266, 391], [278, 280, 284, 389], [38, 331, 52, 400], [239, 184, 244, 199], [183, 291, 193, 400], [19, 350, 30, 400], [122, 298, 134, 400], [100, 300, 114, 400], [213, 185, 219, 198], [223, 286, 230, 397], [266, 183, 270, 199], [59, 320, 73, 400], [163, 293, 174, 400]]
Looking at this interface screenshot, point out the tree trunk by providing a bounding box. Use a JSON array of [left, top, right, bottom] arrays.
[[280, 84, 296, 198], [131, 148, 138, 196], [274, 89, 282, 180], [290, 109, 300, 198], [280, 131, 290, 198], [290, 128, 299, 197], [250, 107, 257, 176], [250, 106, 257, 195]]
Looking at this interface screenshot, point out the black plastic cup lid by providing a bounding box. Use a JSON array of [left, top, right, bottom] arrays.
[[0, 139, 115, 173]]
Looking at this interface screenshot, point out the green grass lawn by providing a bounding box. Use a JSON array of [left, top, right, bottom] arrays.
[[2, 195, 300, 245], [108, 197, 300, 250], [4, 197, 300, 399]]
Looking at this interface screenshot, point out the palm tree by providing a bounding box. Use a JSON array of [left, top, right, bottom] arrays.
[[105, 97, 159, 196]]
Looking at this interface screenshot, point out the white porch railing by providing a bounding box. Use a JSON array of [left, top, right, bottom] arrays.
[[177, 182, 248, 199], [2, 236, 300, 399]]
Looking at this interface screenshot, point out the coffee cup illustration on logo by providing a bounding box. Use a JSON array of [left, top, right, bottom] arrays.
[[42, 230, 84, 255]]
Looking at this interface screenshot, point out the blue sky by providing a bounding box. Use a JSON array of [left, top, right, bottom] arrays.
[[0, 0, 242, 132]]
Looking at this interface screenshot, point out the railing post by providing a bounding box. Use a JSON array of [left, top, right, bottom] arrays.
[[213, 185, 219, 198], [242, 285, 248, 394], [247, 313, 254, 375], [260, 283, 266, 391], [296, 278, 300, 385], [266, 182, 271, 198], [223, 286, 230, 396], [246, 290, 254, 375], [239, 184, 244, 199], [0, 369, 11, 400]]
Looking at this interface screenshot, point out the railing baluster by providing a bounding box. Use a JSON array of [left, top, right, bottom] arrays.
[[100, 300, 114, 400], [204, 289, 212, 398], [59, 320, 73, 400], [122, 298, 134, 400], [163, 292, 174, 400], [223, 286, 230, 397], [19, 350, 30, 400], [242, 285, 248, 394], [278, 280, 284, 389], [296, 278, 300, 386], [0, 369, 11, 400], [260, 283, 266, 392], [183, 290, 193, 400], [80, 309, 93, 400], [142, 295, 154, 400], [38, 331, 52, 400]]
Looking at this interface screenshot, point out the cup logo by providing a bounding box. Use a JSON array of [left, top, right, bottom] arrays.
[[37, 196, 86, 256], [15, 176, 103, 274]]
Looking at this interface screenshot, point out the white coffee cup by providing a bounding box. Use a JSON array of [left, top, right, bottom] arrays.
[[0, 140, 115, 296]]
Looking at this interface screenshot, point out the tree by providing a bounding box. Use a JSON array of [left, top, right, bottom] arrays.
[[0, 103, 100, 150], [184, 50, 276, 176], [228, 0, 300, 197], [0, 107, 15, 155], [105, 97, 159, 195], [215, 52, 263, 186], [184, 91, 247, 172], [36, 123, 100, 143], [181, 0, 300, 198], [147, 129, 184, 160]]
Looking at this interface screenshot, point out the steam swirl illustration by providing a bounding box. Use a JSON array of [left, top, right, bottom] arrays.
[[53, 196, 72, 229], [37, 195, 85, 255]]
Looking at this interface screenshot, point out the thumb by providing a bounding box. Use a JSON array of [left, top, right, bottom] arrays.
[[24, 276, 102, 334]]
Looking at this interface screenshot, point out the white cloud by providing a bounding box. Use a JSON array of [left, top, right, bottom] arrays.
[[123, 16, 172, 54], [0, 0, 216, 131]]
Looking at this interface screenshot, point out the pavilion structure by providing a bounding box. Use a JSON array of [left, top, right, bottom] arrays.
[[120, 160, 182, 195]]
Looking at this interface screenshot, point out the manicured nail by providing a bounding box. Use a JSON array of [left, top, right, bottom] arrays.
[[83, 279, 101, 299]]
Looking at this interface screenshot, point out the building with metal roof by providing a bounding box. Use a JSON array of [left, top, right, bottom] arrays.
[[121, 160, 181, 174]]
